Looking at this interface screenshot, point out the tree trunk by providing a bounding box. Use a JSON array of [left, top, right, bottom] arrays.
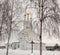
[[6, 0, 13, 55]]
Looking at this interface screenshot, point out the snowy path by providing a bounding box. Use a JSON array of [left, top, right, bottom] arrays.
[[0, 49, 60, 55]]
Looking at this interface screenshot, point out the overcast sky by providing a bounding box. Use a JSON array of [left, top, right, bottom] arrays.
[[57, 0, 60, 8]]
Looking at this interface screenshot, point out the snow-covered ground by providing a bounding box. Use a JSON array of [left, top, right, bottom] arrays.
[[0, 49, 60, 55]]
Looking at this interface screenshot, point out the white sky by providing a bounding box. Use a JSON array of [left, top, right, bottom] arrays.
[[57, 0, 60, 8], [57, 0, 60, 4]]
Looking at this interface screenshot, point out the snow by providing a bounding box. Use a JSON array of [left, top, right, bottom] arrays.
[[0, 49, 60, 55], [57, 0, 60, 5]]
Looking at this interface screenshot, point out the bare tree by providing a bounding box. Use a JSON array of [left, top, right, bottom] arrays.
[[5, 0, 14, 55], [0, 3, 3, 41], [37, 0, 60, 55], [42, 0, 60, 39]]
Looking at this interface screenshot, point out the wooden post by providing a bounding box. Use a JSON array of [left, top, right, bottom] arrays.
[[30, 41, 35, 53], [30, 41, 39, 53]]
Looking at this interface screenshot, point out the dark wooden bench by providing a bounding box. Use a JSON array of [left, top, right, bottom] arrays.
[[0, 46, 6, 49], [46, 44, 60, 51]]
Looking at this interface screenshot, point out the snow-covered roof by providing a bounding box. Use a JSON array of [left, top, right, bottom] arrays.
[[18, 28, 39, 42], [9, 31, 19, 43], [0, 42, 5, 46]]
